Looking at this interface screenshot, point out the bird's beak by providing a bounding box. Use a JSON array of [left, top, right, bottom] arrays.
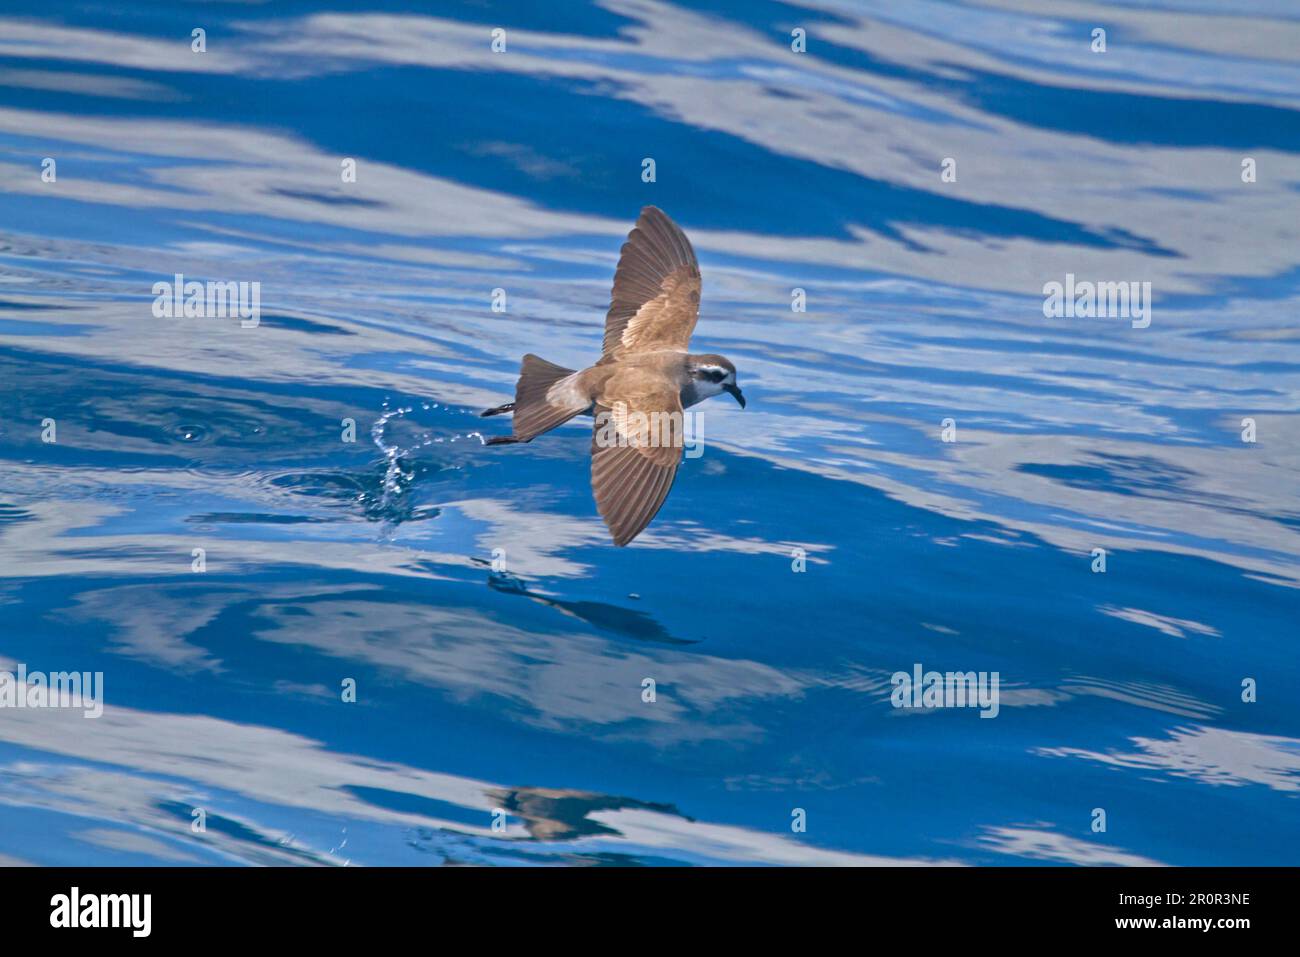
[[724, 384, 746, 409]]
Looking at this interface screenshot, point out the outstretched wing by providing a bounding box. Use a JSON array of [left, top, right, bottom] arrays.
[[600, 206, 700, 361], [589, 377, 684, 546]]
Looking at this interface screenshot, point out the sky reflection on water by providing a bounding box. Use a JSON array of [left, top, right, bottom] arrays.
[[0, 1, 1298, 865]]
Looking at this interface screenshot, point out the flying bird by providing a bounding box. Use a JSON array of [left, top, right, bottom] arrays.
[[482, 206, 745, 546]]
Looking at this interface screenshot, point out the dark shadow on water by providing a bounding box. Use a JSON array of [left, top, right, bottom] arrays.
[[155, 800, 326, 865], [482, 566, 700, 646], [186, 512, 330, 525], [487, 786, 686, 842]]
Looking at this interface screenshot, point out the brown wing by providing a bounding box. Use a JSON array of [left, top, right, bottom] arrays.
[[600, 206, 701, 361], [589, 379, 684, 546]]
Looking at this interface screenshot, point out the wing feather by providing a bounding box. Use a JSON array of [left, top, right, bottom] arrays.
[[601, 206, 701, 359], [590, 444, 678, 546], [589, 385, 684, 546]]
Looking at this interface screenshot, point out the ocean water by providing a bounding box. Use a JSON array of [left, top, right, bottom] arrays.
[[1, 0, 1298, 867]]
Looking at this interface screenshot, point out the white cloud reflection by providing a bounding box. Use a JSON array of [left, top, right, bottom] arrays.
[[1037, 725, 1300, 792]]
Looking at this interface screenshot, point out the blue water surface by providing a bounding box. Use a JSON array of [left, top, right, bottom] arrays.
[[0, 0, 1298, 866]]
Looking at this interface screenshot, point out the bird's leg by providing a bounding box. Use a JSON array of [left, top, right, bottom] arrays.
[[480, 402, 516, 418]]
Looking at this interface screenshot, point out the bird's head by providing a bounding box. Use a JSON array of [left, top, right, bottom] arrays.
[[686, 354, 745, 408]]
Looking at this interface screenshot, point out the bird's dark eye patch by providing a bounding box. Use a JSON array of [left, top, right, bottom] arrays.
[[697, 367, 726, 383]]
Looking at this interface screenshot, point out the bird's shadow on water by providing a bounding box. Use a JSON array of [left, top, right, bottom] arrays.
[[487, 785, 688, 841], [401, 785, 695, 865], [476, 563, 700, 647]]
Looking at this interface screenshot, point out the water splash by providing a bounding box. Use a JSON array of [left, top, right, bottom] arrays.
[[366, 398, 486, 538], [371, 402, 414, 519]]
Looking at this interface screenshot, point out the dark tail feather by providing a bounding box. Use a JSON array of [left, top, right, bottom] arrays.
[[504, 354, 584, 442]]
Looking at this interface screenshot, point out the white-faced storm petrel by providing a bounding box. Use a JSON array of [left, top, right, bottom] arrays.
[[482, 206, 745, 546]]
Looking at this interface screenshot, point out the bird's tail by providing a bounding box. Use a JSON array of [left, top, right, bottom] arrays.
[[482, 354, 583, 445]]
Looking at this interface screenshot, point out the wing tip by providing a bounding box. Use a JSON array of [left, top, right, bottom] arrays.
[[607, 516, 644, 547], [638, 205, 680, 235], [591, 443, 679, 547]]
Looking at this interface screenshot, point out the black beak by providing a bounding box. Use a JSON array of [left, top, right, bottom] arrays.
[[724, 384, 746, 409]]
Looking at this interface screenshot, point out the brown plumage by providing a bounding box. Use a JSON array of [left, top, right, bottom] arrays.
[[600, 207, 701, 358], [483, 207, 746, 546]]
